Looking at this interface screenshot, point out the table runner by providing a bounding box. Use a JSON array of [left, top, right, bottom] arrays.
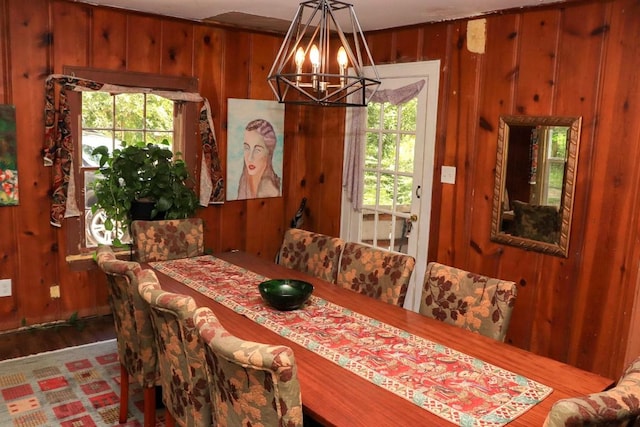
[[151, 255, 553, 426]]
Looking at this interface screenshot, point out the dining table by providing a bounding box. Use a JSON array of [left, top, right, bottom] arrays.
[[146, 250, 613, 426]]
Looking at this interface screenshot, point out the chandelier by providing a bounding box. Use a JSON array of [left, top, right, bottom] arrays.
[[267, 0, 380, 107]]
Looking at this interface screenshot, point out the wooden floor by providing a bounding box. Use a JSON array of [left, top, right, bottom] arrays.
[[0, 314, 116, 361]]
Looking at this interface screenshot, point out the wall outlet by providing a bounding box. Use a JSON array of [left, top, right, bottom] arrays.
[[441, 165, 456, 184], [0, 279, 11, 297], [50, 285, 60, 299]]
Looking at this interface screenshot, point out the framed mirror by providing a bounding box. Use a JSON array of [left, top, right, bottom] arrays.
[[490, 115, 582, 257]]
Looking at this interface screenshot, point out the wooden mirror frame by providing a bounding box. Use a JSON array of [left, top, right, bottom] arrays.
[[490, 115, 582, 257]]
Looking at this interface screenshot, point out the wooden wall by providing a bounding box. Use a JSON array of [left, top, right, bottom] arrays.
[[0, 0, 638, 380]]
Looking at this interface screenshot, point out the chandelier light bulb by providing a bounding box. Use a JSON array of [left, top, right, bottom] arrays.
[[337, 46, 348, 67], [310, 45, 320, 68], [295, 47, 305, 69]]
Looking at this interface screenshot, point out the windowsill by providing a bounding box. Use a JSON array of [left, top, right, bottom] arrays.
[[66, 247, 133, 271]]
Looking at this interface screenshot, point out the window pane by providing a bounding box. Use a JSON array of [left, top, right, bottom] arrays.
[[380, 133, 397, 170], [374, 213, 393, 250], [400, 98, 417, 131], [146, 95, 174, 131], [363, 171, 378, 206], [81, 131, 115, 167], [116, 130, 143, 146], [365, 132, 379, 168], [115, 93, 144, 130], [396, 175, 413, 206], [360, 209, 375, 245], [82, 92, 113, 129], [148, 132, 173, 147], [383, 103, 399, 130], [379, 172, 395, 206], [398, 134, 415, 173], [367, 103, 381, 128]]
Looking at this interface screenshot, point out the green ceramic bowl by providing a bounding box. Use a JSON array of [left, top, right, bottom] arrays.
[[258, 279, 314, 311]]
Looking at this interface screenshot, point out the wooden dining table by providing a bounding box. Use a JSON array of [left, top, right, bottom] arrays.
[[148, 251, 613, 426]]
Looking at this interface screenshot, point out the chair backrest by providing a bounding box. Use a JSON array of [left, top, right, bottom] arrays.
[[419, 262, 517, 341], [193, 307, 304, 427], [95, 245, 158, 387], [278, 228, 344, 283], [336, 241, 415, 306], [512, 200, 561, 243], [131, 218, 204, 262], [543, 357, 640, 426], [137, 269, 213, 427]]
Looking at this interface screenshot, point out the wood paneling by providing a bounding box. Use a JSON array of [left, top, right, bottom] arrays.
[[0, 0, 638, 380]]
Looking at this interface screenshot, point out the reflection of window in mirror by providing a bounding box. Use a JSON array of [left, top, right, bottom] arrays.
[[504, 125, 568, 211]]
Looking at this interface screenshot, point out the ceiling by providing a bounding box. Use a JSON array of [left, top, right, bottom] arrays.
[[76, 0, 569, 33]]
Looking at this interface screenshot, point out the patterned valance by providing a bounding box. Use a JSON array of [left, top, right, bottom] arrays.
[[43, 74, 224, 227]]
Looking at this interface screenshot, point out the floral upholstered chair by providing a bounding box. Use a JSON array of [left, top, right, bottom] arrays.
[[278, 228, 345, 283], [193, 307, 304, 427], [131, 218, 204, 263], [543, 356, 640, 426], [512, 200, 561, 243], [335, 242, 416, 306], [137, 269, 213, 427], [95, 245, 159, 426], [419, 262, 517, 341]]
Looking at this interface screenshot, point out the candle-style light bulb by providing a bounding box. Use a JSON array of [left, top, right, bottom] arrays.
[[294, 47, 305, 83], [310, 44, 320, 90], [337, 46, 348, 67], [337, 46, 348, 87], [310, 45, 320, 69]]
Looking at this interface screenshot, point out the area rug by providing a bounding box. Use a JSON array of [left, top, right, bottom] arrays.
[[0, 339, 165, 427]]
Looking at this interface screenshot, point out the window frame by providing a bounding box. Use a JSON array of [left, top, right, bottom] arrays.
[[63, 66, 200, 262]]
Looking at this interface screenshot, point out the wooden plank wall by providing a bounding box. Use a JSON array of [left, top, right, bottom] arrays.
[[0, 0, 638, 379], [366, 0, 640, 379]]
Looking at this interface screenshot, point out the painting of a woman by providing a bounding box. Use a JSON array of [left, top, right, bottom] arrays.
[[237, 119, 281, 199], [227, 99, 284, 201]]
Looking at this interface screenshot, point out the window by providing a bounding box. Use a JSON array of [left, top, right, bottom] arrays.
[[361, 98, 417, 251], [81, 92, 176, 247], [541, 126, 568, 206], [64, 67, 199, 257], [532, 125, 568, 206]]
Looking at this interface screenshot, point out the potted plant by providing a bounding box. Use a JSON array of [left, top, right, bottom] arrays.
[[90, 140, 199, 245]]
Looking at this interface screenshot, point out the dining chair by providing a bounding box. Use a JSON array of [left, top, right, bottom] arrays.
[[278, 228, 345, 283], [419, 262, 518, 341], [137, 268, 213, 427], [95, 245, 158, 426], [543, 356, 640, 426], [335, 241, 416, 306], [193, 307, 304, 427], [131, 218, 204, 262]]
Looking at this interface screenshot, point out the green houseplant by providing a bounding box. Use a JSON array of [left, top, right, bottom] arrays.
[[90, 141, 199, 245]]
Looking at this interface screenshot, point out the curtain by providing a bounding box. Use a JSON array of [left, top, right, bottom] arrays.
[[342, 79, 426, 211], [43, 74, 224, 228]]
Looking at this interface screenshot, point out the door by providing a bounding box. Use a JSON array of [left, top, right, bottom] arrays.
[[340, 60, 440, 312]]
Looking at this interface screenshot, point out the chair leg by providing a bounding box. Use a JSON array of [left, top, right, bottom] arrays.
[[119, 364, 129, 423], [143, 386, 156, 427]]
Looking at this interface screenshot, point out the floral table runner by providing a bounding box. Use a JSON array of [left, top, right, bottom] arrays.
[[151, 255, 552, 426]]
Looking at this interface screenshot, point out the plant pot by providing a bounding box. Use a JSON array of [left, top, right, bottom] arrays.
[[130, 199, 166, 221]]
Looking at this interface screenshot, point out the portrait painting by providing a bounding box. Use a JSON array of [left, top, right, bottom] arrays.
[[0, 105, 18, 206], [226, 99, 284, 201]]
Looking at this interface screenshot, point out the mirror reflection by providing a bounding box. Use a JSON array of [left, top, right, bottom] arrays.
[[491, 115, 582, 257]]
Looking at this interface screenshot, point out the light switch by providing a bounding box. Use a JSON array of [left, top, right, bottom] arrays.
[[441, 166, 456, 184], [0, 279, 11, 297]]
